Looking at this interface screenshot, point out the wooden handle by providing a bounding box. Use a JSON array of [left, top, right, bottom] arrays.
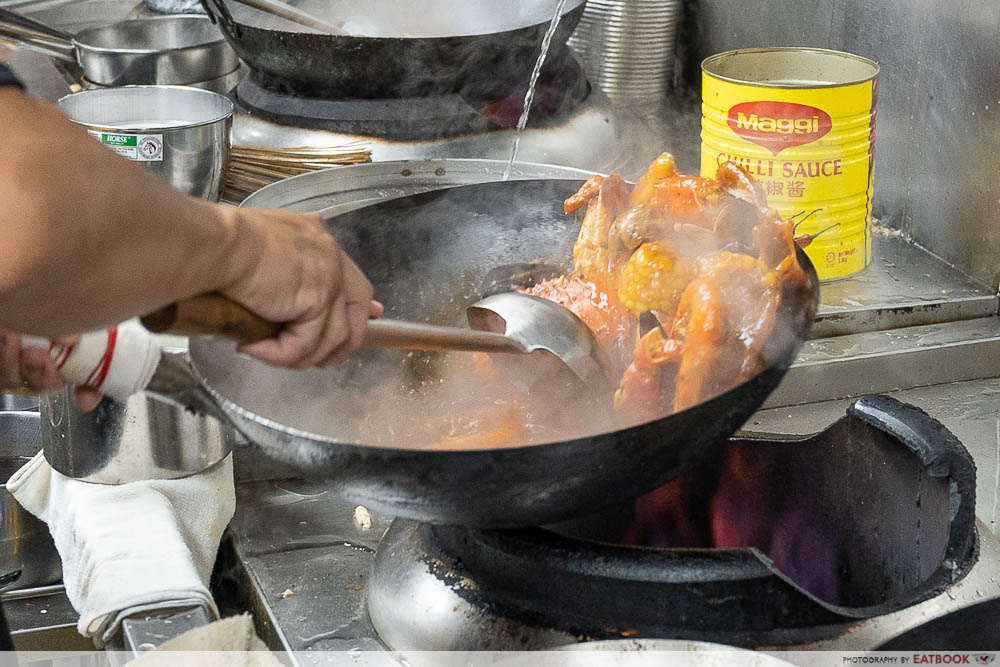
[[141, 293, 281, 343]]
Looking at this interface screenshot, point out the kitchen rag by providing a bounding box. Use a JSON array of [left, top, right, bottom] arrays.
[[6, 452, 235, 642], [128, 614, 283, 667]]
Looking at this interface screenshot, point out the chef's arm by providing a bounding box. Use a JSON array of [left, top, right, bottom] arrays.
[[0, 85, 381, 368]]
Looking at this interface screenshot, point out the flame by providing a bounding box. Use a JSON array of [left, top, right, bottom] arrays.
[[624, 445, 841, 604]]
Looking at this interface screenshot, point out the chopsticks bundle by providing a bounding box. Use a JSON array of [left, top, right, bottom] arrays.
[[224, 143, 372, 202]]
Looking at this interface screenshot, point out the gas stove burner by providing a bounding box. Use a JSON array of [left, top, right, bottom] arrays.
[[368, 396, 979, 651], [232, 47, 590, 141]]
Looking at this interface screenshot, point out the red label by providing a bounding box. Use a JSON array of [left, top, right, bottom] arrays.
[[727, 102, 832, 155]]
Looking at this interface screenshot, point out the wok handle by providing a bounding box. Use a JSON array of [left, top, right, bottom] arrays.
[[0, 8, 76, 62], [364, 319, 527, 354], [141, 293, 281, 343]]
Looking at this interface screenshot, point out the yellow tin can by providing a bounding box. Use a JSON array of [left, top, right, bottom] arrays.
[[701, 48, 879, 280]]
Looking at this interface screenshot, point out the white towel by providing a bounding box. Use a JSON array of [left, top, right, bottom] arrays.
[[129, 614, 283, 667], [6, 452, 235, 641]]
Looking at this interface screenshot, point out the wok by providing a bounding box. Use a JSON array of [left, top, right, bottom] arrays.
[[181, 179, 818, 527], [199, 0, 587, 101]]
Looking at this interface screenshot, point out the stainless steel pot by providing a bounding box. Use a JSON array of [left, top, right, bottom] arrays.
[[81, 65, 244, 96], [0, 411, 61, 591], [58, 86, 233, 201], [0, 11, 239, 86], [39, 381, 237, 485]]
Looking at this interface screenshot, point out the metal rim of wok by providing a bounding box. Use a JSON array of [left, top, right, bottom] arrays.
[[199, 0, 588, 101], [191, 166, 819, 528]]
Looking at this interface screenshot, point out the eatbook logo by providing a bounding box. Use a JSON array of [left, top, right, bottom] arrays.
[[727, 101, 832, 155], [975, 656, 995, 665]]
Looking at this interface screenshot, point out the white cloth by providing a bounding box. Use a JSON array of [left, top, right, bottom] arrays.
[[6, 453, 236, 640], [128, 614, 283, 667]]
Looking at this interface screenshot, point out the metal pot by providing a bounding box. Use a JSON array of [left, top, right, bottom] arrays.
[[80, 65, 244, 96], [39, 351, 237, 484], [0, 11, 238, 86], [57, 86, 233, 201], [0, 411, 61, 591]]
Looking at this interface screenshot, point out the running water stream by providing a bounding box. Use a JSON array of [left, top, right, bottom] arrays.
[[502, 0, 570, 180]]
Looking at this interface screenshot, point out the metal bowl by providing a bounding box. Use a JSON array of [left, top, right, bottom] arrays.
[[58, 85, 233, 201], [39, 380, 237, 485]]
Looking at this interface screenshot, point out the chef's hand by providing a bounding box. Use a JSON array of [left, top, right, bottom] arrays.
[[216, 207, 384, 369], [0, 331, 102, 412]]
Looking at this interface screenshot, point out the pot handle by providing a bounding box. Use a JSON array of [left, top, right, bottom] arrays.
[[0, 8, 76, 62]]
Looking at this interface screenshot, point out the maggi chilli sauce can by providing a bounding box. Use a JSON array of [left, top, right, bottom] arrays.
[[701, 48, 878, 280]]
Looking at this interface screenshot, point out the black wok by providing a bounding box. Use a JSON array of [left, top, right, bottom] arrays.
[[199, 0, 586, 101], [186, 180, 818, 527]]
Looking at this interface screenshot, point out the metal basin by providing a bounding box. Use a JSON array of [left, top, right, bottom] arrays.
[[39, 383, 237, 485], [58, 85, 233, 201]]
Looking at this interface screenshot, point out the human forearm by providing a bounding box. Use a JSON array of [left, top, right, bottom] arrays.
[[0, 84, 380, 373], [0, 87, 240, 335]]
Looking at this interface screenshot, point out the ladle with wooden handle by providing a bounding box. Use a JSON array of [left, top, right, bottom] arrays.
[[141, 291, 612, 395], [141, 293, 526, 354], [21, 290, 611, 402]]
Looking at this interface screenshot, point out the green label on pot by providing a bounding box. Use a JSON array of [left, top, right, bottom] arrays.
[[88, 130, 163, 162]]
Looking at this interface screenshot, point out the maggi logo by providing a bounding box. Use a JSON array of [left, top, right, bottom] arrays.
[[734, 112, 820, 135], [727, 101, 832, 155]]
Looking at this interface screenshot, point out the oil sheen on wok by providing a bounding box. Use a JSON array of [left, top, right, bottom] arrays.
[[359, 153, 810, 450]]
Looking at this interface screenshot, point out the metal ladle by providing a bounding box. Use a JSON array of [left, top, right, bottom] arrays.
[[142, 292, 613, 397]]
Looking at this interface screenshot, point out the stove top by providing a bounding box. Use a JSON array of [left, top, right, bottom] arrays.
[[220, 396, 1000, 655]]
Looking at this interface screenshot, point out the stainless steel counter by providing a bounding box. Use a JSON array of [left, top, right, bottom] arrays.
[[811, 234, 996, 338]]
